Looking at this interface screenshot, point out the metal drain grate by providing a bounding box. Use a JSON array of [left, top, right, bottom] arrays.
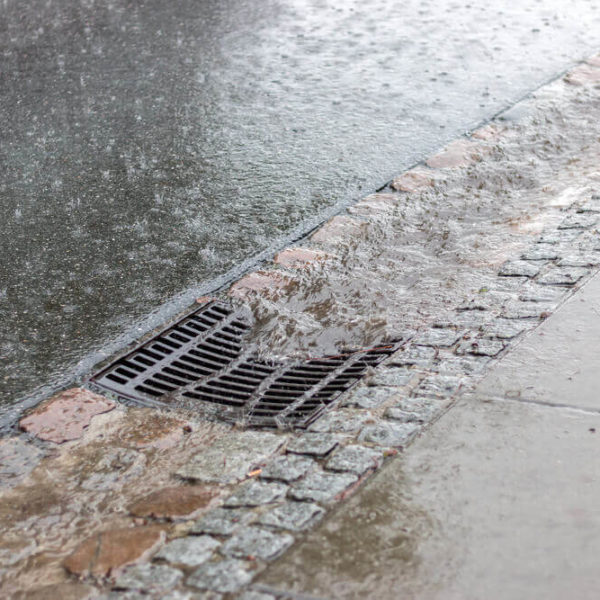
[[90, 300, 399, 428]]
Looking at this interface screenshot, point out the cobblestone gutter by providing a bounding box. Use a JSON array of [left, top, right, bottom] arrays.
[[2, 53, 600, 599]]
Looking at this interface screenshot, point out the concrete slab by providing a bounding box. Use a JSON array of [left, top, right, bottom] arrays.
[[475, 270, 600, 409], [259, 398, 600, 600]]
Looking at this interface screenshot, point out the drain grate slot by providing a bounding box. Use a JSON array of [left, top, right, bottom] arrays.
[[90, 300, 400, 428]]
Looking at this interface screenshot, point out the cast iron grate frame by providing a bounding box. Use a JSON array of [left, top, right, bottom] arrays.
[[89, 300, 400, 428]]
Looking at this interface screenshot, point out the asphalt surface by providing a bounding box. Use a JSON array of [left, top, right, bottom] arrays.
[[2, 0, 600, 414]]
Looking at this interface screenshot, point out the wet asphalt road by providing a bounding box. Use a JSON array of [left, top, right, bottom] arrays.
[[1, 0, 600, 416]]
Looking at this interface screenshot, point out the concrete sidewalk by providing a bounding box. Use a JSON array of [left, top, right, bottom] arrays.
[[258, 271, 600, 599]]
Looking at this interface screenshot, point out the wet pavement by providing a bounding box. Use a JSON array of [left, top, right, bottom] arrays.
[[3, 0, 600, 415], [259, 271, 600, 600], [2, 59, 600, 598]]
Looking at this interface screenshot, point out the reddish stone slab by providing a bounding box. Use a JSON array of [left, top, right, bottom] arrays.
[[128, 486, 219, 520], [587, 54, 600, 68], [19, 388, 115, 444], [229, 270, 293, 299], [348, 193, 397, 216], [391, 170, 435, 193], [63, 525, 165, 577], [274, 248, 328, 268], [565, 64, 600, 86], [471, 123, 504, 141], [426, 139, 485, 169], [311, 215, 364, 244]]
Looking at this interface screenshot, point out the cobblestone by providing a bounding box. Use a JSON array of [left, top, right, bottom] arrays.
[[256, 502, 324, 532], [113, 563, 183, 592], [190, 508, 254, 536], [501, 302, 552, 319], [557, 254, 600, 268], [558, 214, 598, 229], [537, 229, 580, 244], [222, 527, 294, 561], [389, 345, 437, 367], [416, 375, 462, 397], [259, 455, 315, 483], [413, 328, 463, 348], [437, 354, 491, 375], [155, 536, 220, 567], [385, 397, 448, 424], [287, 433, 341, 457], [341, 386, 398, 409], [520, 247, 559, 261], [483, 319, 528, 340], [187, 559, 255, 594], [358, 421, 419, 448], [368, 366, 415, 387], [498, 260, 540, 278], [289, 470, 358, 503], [223, 481, 287, 508], [536, 267, 588, 286], [307, 409, 370, 433], [456, 339, 505, 357], [325, 445, 382, 475]]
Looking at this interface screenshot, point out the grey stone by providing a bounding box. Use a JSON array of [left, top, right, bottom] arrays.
[[537, 229, 580, 244], [575, 197, 600, 213], [369, 367, 414, 387], [287, 433, 342, 457], [389, 345, 437, 367], [498, 260, 540, 278], [222, 527, 294, 561], [187, 559, 254, 593], [456, 339, 505, 357], [358, 421, 420, 448], [433, 311, 491, 330], [190, 508, 254, 536], [417, 374, 462, 397], [518, 283, 564, 303], [385, 397, 448, 424], [536, 267, 588, 286], [176, 431, 285, 484], [155, 535, 220, 567], [501, 301, 552, 320], [413, 328, 462, 347], [520, 247, 559, 261], [437, 354, 491, 376], [256, 502, 324, 532], [326, 445, 382, 475], [341, 386, 396, 409], [308, 409, 370, 433], [289, 470, 358, 503], [113, 563, 183, 592], [483, 319, 528, 340], [557, 254, 600, 268], [558, 214, 598, 229], [458, 290, 514, 312], [259, 454, 314, 483], [223, 481, 287, 508]]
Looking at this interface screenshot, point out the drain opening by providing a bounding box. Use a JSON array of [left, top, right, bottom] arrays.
[[90, 300, 399, 428]]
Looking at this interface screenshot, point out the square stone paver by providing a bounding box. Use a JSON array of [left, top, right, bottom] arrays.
[[223, 481, 287, 508], [222, 527, 294, 561], [256, 502, 325, 532], [289, 470, 358, 503]]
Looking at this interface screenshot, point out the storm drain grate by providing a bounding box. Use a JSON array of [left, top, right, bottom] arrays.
[[90, 300, 399, 428]]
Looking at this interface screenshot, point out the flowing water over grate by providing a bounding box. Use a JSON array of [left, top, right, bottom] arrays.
[[89, 300, 399, 428]]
